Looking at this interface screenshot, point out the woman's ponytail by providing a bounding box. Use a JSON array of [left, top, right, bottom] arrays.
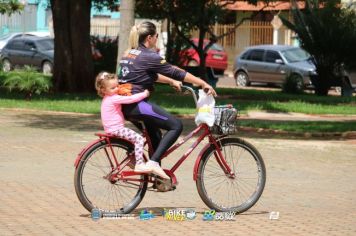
[[128, 25, 139, 50]]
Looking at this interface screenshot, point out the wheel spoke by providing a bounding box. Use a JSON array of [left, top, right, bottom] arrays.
[[197, 138, 265, 213], [75, 141, 147, 213]]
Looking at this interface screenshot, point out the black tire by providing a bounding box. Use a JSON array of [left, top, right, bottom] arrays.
[[2, 58, 12, 72], [235, 71, 250, 87], [294, 74, 304, 90], [74, 139, 148, 213], [196, 137, 266, 213]]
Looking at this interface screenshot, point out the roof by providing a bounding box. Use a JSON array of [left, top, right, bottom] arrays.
[[245, 44, 297, 50], [226, 1, 307, 11], [11, 35, 51, 41]]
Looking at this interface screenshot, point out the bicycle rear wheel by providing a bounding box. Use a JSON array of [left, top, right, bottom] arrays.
[[74, 139, 148, 214], [196, 137, 266, 213]]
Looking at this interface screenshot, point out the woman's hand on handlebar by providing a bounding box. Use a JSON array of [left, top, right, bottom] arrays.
[[202, 83, 217, 97], [170, 80, 183, 92]]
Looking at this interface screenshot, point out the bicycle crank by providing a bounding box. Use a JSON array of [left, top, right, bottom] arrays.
[[154, 176, 176, 192]]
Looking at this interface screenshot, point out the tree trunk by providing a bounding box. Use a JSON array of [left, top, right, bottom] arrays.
[[117, 0, 135, 72], [50, 0, 94, 92], [311, 73, 331, 96], [166, 18, 172, 63], [341, 77, 353, 97], [197, 28, 207, 81]]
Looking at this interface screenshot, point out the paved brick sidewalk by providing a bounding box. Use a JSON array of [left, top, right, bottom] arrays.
[[0, 109, 355, 235]]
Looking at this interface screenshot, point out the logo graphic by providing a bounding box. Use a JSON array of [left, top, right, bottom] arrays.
[[91, 208, 102, 221], [269, 211, 280, 220], [162, 208, 196, 221], [139, 209, 155, 220], [185, 209, 196, 220], [203, 210, 216, 221], [121, 66, 130, 77], [202, 210, 236, 221]]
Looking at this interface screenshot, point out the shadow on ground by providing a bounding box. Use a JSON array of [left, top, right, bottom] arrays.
[[14, 113, 102, 132], [13, 112, 354, 140]]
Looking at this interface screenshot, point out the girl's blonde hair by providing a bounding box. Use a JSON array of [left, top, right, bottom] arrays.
[[127, 21, 157, 51], [95, 72, 117, 97]]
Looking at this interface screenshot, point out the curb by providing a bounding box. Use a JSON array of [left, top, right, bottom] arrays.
[[238, 127, 356, 140]]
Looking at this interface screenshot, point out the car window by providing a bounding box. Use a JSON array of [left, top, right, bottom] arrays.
[[191, 40, 223, 51], [281, 48, 310, 63], [35, 38, 54, 51], [240, 50, 250, 59], [265, 51, 282, 63], [7, 40, 25, 50], [247, 49, 264, 61], [24, 41, 36, 51], [210, 43, 223, 51]]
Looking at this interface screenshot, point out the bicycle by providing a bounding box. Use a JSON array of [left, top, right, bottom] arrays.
[[74, 86, 266, 214]]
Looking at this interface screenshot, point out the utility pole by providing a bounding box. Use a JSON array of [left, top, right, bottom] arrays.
[[116, 0, 135, 73]]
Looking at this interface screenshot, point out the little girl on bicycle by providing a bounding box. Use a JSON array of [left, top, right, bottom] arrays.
[[95, 72, 153, 173]]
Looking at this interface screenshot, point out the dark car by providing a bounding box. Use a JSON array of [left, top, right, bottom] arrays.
[[0, 36, 54, 75], [233, 45, 317, 88]]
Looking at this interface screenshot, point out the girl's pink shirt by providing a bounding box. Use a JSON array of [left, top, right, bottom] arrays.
[[101, 92, 147, 133]]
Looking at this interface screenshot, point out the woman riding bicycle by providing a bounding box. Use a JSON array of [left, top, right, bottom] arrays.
[[118, 21, 217, 179]]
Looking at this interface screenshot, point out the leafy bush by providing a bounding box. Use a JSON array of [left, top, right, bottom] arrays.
[[0, 71, 5, 86], [3, 66, 52, 100], [91, 35, 118, 75], [282, 74, 304, 94]]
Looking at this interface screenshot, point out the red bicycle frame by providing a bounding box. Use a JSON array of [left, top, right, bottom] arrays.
[[118, 122, 234, 185]]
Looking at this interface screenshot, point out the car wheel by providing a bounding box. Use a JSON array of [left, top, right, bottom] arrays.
[[42, 61, 53, 75], [188, 60, 199, 67], [2, 59, 12, 72], [294, 75, 304, 90], [235, 71, 250, 87]]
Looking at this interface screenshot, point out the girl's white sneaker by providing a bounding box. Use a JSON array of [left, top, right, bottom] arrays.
[[134, 163, 152, 173], [146, 161, 170, 179]]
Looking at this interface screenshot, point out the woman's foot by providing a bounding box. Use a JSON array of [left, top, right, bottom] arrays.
[[134, 162, 152, 173], [146, 161, 170, 179]]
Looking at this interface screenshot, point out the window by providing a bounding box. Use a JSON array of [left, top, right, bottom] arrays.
[[7, 40, 25, 50], [247, 49, 264, 61], [24, 41, 36, 51], [281, 48, 310, 63], [240, 51, 250, 59], [265, 51, 282, 63], [36, 39, 54, 51]]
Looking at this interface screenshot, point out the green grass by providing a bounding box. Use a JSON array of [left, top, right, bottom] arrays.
[[0, 85, 355, 133], [0, 85, 355, 115], [239, 120, 356, 133]]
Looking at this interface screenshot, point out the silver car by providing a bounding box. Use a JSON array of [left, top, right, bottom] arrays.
[[233, 45, 317, 88]]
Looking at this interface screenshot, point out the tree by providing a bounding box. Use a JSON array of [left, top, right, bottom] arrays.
[[0, 0, 23, 15], [135, 0, 267, 81], [49, 0, 119, 93], [280, 0, 356, 96]]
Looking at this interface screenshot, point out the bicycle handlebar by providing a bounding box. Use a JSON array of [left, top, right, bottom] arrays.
[[181, 85, 198, 106]]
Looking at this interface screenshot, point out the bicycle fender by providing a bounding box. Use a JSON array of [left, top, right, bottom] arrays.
[[193, 143, 213, 181], [74, 136, 135, 169], [74, 137, 106, 169]]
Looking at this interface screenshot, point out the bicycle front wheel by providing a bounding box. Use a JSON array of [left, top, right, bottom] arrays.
[[196, 137, 266, 213], [74, 139, 148, 214]]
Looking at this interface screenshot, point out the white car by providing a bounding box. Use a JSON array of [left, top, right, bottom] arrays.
[[0, 31, 50, 51]]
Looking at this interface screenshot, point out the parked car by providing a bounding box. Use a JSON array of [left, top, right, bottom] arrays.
[[180, 38, 228, 76], [334, 69, 356, 94], [233, 45, 317, 88], [0, 31, 50, 52], [0, 36, 54, 75]]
